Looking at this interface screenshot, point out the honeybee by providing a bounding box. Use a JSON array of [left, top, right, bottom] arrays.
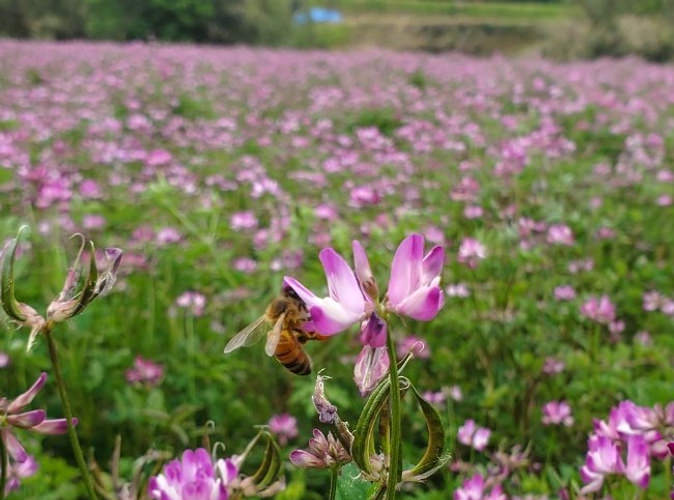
[[224, 287, 327, 375]]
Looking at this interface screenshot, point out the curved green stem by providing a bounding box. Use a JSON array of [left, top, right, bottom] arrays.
[[385, 330, 401, 500], [328, 466, 339, 500], [1, 434, 7, 500], [44, 327, 98, 500]]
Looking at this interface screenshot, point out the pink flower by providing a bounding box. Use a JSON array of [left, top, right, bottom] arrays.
[[464, 205, 483, 219], [126, 356, 164, 387], [230, 211, 258, 231], [554, 285, 576, 301], [580, 435, 624, 494], [4, 454, 38, 496], [547, 224, 574, 245], [289, 429, 350, 469], [156, 227, 182, 245], [314, 203, 338, 221], [233, 257, 257, 273], [457, 238, 486, 268], [148, 448, 236, 500], [82, 214, 106, 230], [0, 373, 74, 465], [386, 233, 444, 320], [580, 295, 616, 324], [268, 413, 298, 445], [145, 149, 172, 167], [176, 291, 206, 316], [454, 474, 506, 500], [457, 420, 491, 451], [284, 248, 367, 336], [542, 401, 574, 426], [422, 391, 446, 407], [642, 291, 661, 311], [542, 357, 565, 375]]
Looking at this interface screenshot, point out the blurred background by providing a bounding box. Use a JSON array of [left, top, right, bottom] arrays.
[[1, 0, 674, 61]]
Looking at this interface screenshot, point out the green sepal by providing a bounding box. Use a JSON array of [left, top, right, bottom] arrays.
[[402, 384, 450, 482], [251, 431, 282, 489], [1, 225, 28, 321], [351, 374, 391, 475]]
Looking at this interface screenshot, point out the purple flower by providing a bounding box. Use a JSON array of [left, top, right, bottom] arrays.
[[0, 351, 9, 368], [454, 474, 506, 500], [125, 356, 164, 387], [230, 211, 258, 231], [542, 357, 565, 375], [156, 227, 182, 245], [268, 413, 298, 445], [4, 454, 38, 496], [546, 224, 574, 245], [642, 291, 661, 311], [148, 448, 237, 500], [542, 401, 574, 426], [422, 391, 446, 407], [580, 435, 624, 494], [176, 291, 207, 316], [284, 248, 367, 336], [289, 429, 350, 469], [554, 285, 576, 301], [457, 420, 491, 451], [386, 233, 444, 320], [580, 295, 616, 324], [0, 373, 74, 464], [457, 238, 486, 269]]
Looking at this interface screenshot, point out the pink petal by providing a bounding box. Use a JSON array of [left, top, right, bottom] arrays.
[[387, 233, 424, 306], [289, 450, 324, 468], [283, 276, 320, 308], [32, 417, 77, 435], [394, 284, 443, 321], [2, 429, 28, 462], [8, 372, 46, 413], [7, 409, 46, 428], [319, 248, 365, 313], [308, 303, 361, 336], [421, 245, 444, 283], [353, 345, 390, 396]]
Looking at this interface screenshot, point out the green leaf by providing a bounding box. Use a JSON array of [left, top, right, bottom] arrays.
[[335, 463, 376, 500]]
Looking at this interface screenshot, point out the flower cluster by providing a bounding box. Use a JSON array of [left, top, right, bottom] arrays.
[[458, 420, 491, 452], [125, 356, 164, 387], [148, 448, 237, 500], [284, 233, 444, 394], [580, 400, 673, 494]]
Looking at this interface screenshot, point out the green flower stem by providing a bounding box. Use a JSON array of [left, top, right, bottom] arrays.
[[44, 326, 98, 500], [385, 329, 401, 500], [0, 434, 7, 500], [328, 466, 339, 500]]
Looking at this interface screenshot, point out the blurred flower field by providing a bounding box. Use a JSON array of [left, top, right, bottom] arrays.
[[0, 40, 673, 499]]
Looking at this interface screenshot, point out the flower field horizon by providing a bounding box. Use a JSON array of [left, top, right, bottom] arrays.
[[0, 40, 673, 499]]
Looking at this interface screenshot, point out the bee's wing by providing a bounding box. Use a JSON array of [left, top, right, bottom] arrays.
[[265, 313, 285, 357], [224, 315, 267, 353]]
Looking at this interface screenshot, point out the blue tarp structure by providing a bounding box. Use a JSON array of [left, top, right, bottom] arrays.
[[293, 7, 343, 25]]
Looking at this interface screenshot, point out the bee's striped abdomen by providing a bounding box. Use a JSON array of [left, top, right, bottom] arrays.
[[274, 331, 312, 376]]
